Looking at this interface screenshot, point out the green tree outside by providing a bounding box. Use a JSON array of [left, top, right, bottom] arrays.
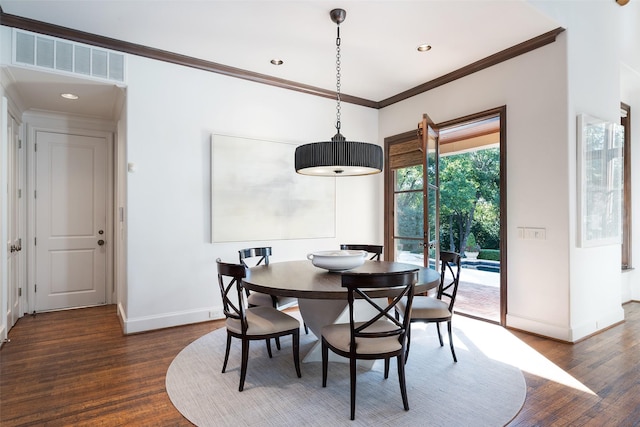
[[394, 147, 500, 258], [440, 147, 500, 254]]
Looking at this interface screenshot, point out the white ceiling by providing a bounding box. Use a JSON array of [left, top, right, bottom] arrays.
[[0, 0, 562, 120]]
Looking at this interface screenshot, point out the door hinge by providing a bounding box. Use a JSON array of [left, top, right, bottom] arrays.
[[34, 190, 37, 199], [18, 139, 22, 149], [18, 189, 22, 198], [35, 284, 37, 293], [34, 143, 37, 152], [18, 288, 22, 297], [34, 237, 37, 246]]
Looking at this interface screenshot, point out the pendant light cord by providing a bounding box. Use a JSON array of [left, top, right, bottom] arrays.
[[333, 24, 345, 142]]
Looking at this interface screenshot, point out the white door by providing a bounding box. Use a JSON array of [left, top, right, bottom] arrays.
[[7, 114, 22, 326], [35, 131, 108, 311]]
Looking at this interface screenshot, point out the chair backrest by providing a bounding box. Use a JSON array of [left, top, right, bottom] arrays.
[[340, 244, 383, 260], [438, 251, 462, 311], [238, 247, 272, 267], [341, 269, 418, 353], [216, 258, 248, 332]]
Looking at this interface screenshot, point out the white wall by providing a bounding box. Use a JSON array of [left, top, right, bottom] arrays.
[[0, 2, 636, 340], [621, 62, 640, 302], [530, 0, 626, 338], [567, 1, 621, 338], [380, 38, 574, 339], [115, 95, 128, 326], [380, 0, 632, 341], [619, 0, 640, 303], [0, 94, 7, 343], [122, 55, 380, 333], [0, 25, 9, 342]]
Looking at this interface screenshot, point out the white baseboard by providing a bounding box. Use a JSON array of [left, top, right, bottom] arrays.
[[569, 312, 625, 341], [506, 314, 572, 341], [118, 303, 224, 334], [507, 306, 625, 342]]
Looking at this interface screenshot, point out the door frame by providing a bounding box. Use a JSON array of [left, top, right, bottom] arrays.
[[25, 115, 115, 314], [384, 106, 507, 325], [1, 97, 27, 339], [437, 106, 506, 325], [7, 110, 25, 327]]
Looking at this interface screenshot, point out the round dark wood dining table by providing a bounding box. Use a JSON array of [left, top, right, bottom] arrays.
[[243, 260, 440, 362]]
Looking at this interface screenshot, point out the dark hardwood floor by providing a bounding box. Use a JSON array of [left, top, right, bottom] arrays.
[[1, 303, 639, 426]]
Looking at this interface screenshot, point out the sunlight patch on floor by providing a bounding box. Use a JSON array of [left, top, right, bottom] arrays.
[[415, 316, 597, 396]]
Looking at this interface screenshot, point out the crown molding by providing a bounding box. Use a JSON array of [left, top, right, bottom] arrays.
[[1, 11, 564, 110], [378, 27, 565, 108]]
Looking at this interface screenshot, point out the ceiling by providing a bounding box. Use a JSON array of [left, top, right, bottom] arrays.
[[0, 1, 562, 120]]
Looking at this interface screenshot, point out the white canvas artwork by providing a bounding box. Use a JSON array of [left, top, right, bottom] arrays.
[[211, 134, 336, 242]]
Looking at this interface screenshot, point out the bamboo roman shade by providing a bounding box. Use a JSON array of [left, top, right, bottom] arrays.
[[388, 138, 423, 170]]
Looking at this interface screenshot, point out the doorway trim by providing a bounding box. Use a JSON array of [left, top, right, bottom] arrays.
[[24, 112, 115, 313], [436, 106, 507, 325], [384, 106, 507, 325]]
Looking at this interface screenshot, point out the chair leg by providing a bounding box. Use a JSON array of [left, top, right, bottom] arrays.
[[292, 330, 301, 378], [397, 353, 410, 411], [321, 338, 329, 387], [448, 320, 457, 363], [222, 332, 232, 373], [304, 322, 309, 334], [350, 355, 357, 420], [265, 339, 273, 358], [275, 337, 281, 350], [404, 325, 412, 363], [436, 322, 444, 346], [239, 339, 250, 392], [384, 358, 390, 379]]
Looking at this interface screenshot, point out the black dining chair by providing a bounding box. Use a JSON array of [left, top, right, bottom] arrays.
[[216, 258, 301, 391], [321, 269, 418, 420], [397, 251, 462, 362], [340, 244, 383, 260], [239, 247, 303, 347], [238, 247, 298, 309]]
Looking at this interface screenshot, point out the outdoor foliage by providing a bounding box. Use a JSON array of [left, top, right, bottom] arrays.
[[479, 249, 500, 261], [440, 147, 500, 253], [394, 147, 500, 257], [395, 165, 424, 254]]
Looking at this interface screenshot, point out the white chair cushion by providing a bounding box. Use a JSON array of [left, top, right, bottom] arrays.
[[322, 320, 402, 355], [400, 295, 451, 319], [226, 306, 300, 335], [247, 292, 298, 309], [247, 291, 275, 307]]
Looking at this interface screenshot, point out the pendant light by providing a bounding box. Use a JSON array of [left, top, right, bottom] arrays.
[[295, 8, 383, 176]]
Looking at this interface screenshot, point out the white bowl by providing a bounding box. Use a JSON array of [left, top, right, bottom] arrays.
[[307, 250, 368, 272]]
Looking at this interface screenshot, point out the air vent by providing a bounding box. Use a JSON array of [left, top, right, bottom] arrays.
[[12, 29, 126, 83]]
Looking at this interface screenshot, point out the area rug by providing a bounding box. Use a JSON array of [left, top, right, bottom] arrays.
[[166, 314, 526, 427]]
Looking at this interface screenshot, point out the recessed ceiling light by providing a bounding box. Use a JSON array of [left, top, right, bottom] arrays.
[[61, 93, 79, 100], [270, 59, 284, 65], [417, 44, 432, 52]]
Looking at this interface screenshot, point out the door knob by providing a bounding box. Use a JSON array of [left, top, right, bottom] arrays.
[[98, 239, 105, 246]]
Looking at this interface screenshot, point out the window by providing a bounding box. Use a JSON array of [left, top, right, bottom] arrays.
[[621, 103, 632, 269]]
